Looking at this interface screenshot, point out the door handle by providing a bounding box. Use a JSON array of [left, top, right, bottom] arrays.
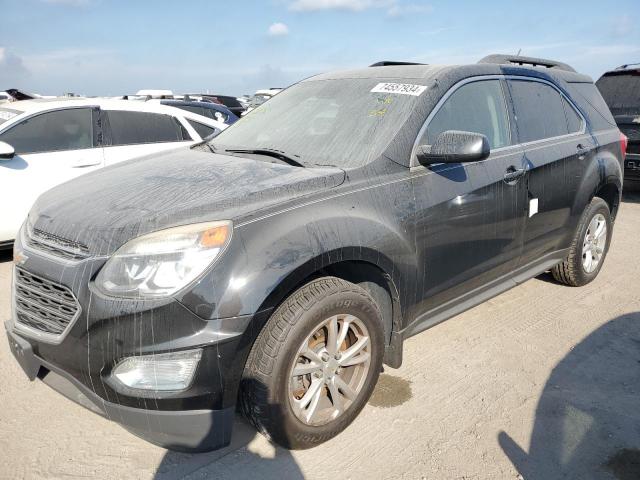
[[576, 143, 590, 159], [503, 166, 526, 183]]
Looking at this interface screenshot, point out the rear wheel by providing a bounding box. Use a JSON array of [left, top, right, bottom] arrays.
[[552, 197, 612, 286], [240, 276, 384, 449]]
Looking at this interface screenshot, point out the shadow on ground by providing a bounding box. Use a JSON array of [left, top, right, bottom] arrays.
[[154, 413, 304, 480], [0, 250, 12, 263], [622, 190, 640, 204], [499, 312, 640, 479]]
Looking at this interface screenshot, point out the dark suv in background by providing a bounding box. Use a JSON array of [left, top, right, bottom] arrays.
[[596, 64, 639, 188], [5, 55, 625, 453]]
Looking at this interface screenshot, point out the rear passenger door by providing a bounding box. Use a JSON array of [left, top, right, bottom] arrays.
[[102, 110, 193, 166], [506, 79, 587, 266]]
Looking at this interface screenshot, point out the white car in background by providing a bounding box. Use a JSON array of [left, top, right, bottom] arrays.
[[0, 98, 227, 247], [243, 88, 283, 115]]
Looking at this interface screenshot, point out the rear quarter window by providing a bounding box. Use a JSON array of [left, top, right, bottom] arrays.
[[568, 83, 616, 131]]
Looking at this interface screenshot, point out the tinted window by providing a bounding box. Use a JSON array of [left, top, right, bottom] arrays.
[[424, 80, 511, 149], [187, 120, 218, 139], [106, 111, 189, 146], [567, 83, 616, 130], [596, 73, 640, 115], [509, 80, 568, 142], [562, 97, 582, 133], [0, 108, 93, 154]]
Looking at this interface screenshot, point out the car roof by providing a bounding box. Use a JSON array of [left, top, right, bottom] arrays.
[[306, 62, 591, 84], [1, 97, 229, 130], [4, 97, 201, 114]]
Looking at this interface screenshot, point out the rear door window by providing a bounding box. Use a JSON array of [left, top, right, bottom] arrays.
[[509, 80, 569, 142], [423, 79, 511, 149], [187, 120, 219, 139], [0, 108, 94, 154], [105, 111, 191, 146]]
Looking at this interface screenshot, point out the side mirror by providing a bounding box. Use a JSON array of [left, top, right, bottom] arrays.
[[0, 141, 15, 160], [417, 130, 490, 165]]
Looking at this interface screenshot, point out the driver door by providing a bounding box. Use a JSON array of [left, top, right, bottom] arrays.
[[409, 78, 528, 319]]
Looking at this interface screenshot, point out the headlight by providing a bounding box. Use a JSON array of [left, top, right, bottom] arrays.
[[95, 221, 232, 298]]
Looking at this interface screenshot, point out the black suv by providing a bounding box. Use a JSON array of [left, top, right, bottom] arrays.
[[596, 64, 639, 188], [6, 55, 625, 452]]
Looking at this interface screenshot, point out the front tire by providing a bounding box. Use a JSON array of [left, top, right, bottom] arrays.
[[240, 276, 384, 449], [552, 197, 612, 286]]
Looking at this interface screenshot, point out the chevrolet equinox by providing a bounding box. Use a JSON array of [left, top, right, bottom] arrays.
[[6, 55, 626, 452]]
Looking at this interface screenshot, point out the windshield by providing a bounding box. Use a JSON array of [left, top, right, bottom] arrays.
[[596, 72, 640, 116], [212, 78, 425, 168], [0, 108, 22, 126]]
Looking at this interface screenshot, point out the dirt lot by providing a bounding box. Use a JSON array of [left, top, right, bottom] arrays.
[[1, 193, 639, 480]]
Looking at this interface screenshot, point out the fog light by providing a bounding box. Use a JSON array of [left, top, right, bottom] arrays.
[[112, 349, 202, 392]]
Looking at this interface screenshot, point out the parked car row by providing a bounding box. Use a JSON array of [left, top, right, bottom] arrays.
[[3, 54, 629, 454], [596, 63, 640, 189], [0, 98, 228, 247]]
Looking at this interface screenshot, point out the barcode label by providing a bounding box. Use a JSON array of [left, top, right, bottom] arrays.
[[370, 83, 427, 96]]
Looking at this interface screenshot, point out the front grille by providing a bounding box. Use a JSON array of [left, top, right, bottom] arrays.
[[14, 268, 80, 337], [26, 228, 90, 261]]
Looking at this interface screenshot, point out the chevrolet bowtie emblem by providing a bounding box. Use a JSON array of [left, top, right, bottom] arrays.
[[13, 250, 28, 266]]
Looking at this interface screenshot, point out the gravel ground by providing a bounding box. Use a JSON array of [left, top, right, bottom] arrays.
[[1, 193, 639, 480]]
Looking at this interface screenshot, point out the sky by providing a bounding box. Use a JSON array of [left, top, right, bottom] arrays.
[[1, 0, 639, 97]]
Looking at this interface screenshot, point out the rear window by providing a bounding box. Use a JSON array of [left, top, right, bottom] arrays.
[[596, 72, 640, 115], [509, 80, 568, 142], [105, 111, 191, 146]]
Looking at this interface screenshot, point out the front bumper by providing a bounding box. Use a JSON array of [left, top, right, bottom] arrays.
[[6, 228, 261, 451], [6, 326, 234, 451]]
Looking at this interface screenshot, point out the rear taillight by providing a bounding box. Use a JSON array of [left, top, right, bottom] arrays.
[[620, 132, 628, 159]]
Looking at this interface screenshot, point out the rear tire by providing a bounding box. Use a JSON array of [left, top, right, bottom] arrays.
[[552, 197, 612, 286], [240, 276, 384, 449]]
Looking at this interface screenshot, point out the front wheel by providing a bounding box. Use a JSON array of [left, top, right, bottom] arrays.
[[240, 277, 384, 449], [552, 197, 613, 286]]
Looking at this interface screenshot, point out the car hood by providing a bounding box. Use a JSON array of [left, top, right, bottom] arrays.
[[28, 147, 346, 256]]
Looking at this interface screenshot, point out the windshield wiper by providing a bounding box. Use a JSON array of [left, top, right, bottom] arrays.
[[225, 148, 305, 168]]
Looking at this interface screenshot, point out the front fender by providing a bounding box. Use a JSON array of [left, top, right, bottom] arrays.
[[177, 203, 417, 322]]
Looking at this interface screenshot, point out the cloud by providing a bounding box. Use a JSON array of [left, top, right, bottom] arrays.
[[267, 22, 290, 36], [289, 0, 393, 12], [0, 47, 30, 85]]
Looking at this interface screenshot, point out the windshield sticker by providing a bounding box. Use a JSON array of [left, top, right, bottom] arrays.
[[370, 83, 427, 96]]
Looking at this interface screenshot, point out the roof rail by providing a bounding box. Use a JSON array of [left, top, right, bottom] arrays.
[[478, 54, 576, 73], [370, 61, 426, 67], [615, 62, 640, 70]]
